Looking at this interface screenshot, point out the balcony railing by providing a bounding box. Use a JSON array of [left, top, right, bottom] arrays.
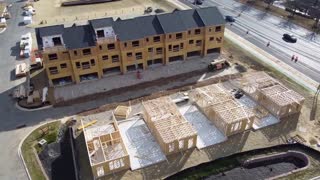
[[173, 48, 179, 52], [82, 64, 91, 70], [136, 55, 142, 60], [50, 70, 59, 75], [96, 36, 116, 44]]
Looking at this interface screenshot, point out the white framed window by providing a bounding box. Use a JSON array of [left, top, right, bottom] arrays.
[[97, 166, 104, 176], [169, 143, 175, 152], [179, 140, 184, 149], [188, 138, 194, 148]]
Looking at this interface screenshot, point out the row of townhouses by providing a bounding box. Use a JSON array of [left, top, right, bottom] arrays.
[[35, 7, 226, 86]]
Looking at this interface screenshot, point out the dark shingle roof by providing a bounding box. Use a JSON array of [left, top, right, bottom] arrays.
[[35, 7, 225, 49], [156, 13, 186, 34], [62, 25, 96, 49], [196, 7, 226, 26], [37, 25, 64, 37], [89, 17, 114, 29], [113, 15, 164, 41], [174, 9, 205, 29]]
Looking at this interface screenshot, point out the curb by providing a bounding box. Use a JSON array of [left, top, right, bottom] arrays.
[[15, 102, 53, 112], [18, 136, 32, 180], [169, 0, 318, 93], [224, 29, 318, 93], [18, 120, 62, 180], [0, 27, 6, 34]]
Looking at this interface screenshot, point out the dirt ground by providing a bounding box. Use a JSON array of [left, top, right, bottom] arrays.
[[32, 0, 176, 26], [222, 40, 320, 149]]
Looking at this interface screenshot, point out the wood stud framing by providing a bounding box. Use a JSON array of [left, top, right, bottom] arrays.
[[82, 116, 130, 179], [189, 84, 255, 136], [240, 72, 305, 118], [142, 97, 197, 155]]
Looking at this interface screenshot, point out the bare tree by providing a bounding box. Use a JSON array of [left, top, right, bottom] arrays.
[[264, 0, 275, 9], [285, 0, 300, 17], [309, 6, 320, 28]]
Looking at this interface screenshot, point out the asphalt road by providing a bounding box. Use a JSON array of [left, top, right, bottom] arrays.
[[181, 0, 320, 83], [0, 0, 319, 179], [0, 1, 94, 179]]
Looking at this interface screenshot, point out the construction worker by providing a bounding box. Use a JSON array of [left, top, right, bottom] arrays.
[[295, 56, 298, 63], [267, 41, 270, 47], [291, 55, 295, 61]]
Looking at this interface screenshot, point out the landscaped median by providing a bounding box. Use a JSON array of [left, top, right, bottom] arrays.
[[19, 121, 61, 180]]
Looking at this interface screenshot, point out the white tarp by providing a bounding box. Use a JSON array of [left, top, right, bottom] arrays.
[[179, 105, 227, 149], [118, 118, 166, 170]]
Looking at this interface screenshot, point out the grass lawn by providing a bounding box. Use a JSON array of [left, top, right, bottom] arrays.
[[21, 121, 61, 180], [238, 0, 319, 34]]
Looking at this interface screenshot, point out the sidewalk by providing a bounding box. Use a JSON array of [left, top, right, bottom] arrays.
[[214, 0, 320, 44], [170, 0, 318, 93], [225, 28, 318, 92], [54, 54, 219, 101]]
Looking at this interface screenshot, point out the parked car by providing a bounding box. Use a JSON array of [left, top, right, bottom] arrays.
[[194, 0, 203, 5], [283, 33, 297, 43], [225, 15, 235, 22]]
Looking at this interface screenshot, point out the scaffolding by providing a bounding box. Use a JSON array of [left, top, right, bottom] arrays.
[[142, 97, 197, 155], [239, 72, 305, 118], [82, 117, 130, 178], [189, 84, 255, 136]]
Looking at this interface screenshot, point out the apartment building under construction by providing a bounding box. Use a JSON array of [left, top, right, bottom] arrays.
[[35, 7, 226, 86]]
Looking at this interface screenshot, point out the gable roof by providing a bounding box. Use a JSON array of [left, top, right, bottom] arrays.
[[174, 9, 205, 29], [63, 25, 96, 49], [196, 7, 225, 26], [156, 13, 186, 34], [113, 15, 164, 41], [89, 17, 114, 29], [35, 7, 225, 49], [37, 25, 64, 37]]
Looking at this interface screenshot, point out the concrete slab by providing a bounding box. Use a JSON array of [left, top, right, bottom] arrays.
[[54, 54, 226, 101], [118, 118, 166, 170], [235, 95, 280, 130], [178, 104, 227, 149], [253, 115, 280, 130]]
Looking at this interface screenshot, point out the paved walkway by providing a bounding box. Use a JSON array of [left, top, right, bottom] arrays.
[[54, 54, 218, 101]]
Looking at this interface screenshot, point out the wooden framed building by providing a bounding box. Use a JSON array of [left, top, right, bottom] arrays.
[[142, 97, 197, 155], [35, 7, 226, 87], [189, 84, 255, 136], [240, 72, 305, 118], [82, 119, 130, 179]]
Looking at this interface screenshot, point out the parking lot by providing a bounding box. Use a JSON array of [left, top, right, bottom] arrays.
[[32, 0, 176, 26]]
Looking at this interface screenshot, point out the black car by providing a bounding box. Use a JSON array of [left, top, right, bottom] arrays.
[[225, 16, 235, 22], [194, 0, 203, 5], [283, 33, 297, 43]]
